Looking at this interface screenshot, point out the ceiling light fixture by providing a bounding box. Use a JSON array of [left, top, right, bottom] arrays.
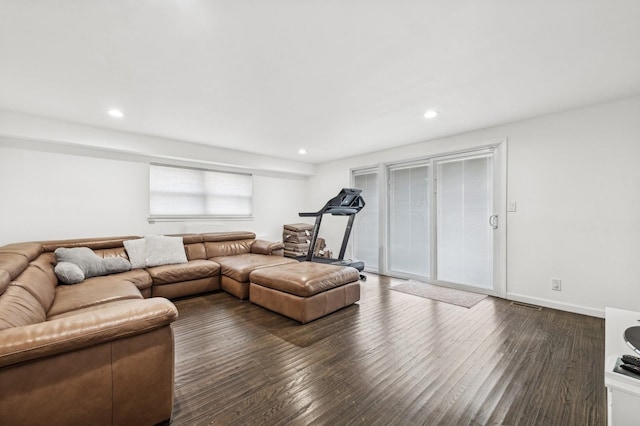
[[298, 148, 307, 155], [108, 109, 124, 118], [423, 110, 439, 119]]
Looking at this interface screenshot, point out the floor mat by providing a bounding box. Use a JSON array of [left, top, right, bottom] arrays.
[[390, 280, 487, 308]]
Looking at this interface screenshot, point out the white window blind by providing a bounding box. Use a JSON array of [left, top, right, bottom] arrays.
[[436, 155, 493, 288], [353, 171, 379, 272], [388, 164, 430, 278], [149, 164, 252, 219]]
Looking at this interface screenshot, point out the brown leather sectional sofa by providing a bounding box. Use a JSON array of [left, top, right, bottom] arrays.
[[0, 231, 293, 426]]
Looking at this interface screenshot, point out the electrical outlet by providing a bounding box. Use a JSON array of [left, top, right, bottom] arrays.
[[551, 278, 562, 291]]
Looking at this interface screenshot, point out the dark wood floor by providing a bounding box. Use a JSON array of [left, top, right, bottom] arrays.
[[169, 274, 605, 426]]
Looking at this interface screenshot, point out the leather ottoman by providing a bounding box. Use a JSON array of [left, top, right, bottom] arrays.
[[249, 261, 360, 323]]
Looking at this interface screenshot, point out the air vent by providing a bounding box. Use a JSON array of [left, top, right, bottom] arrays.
[[510, 301, 543, 311]]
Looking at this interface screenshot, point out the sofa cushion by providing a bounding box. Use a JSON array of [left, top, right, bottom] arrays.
[[184, 243, 206, 261], [251, 240, 285, 255], [145, 236, 188, 267], [0, 242, 44, 261], [54, 247, 131, 280], [29, 252, 57, 275], [202, 231, 256, 242], [85, 269, 153, 293], [147, 260, 221, 285], [205, 239, 254, 258], [0, 286, 46, 330], [0, 253, 29, 282], [46, 298, 142, 321], [152, 277, 220, 299], [0, 270, 10, 295], [169, 233, 204, 244], [211, 254, 297, 283], [47, 280, 142, 318], [11, 264, 58, 313], [94, 247, 129, 259]]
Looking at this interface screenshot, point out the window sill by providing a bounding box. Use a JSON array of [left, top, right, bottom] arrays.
[[148, 215, 254, 223]]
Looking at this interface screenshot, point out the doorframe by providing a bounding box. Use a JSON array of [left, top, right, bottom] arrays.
[[496, 138, 508, 298]]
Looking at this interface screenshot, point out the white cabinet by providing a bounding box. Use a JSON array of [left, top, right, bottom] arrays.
[[605, 307, 640, 426]]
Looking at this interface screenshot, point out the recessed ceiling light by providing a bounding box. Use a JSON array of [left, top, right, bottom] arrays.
[[423, 110, 439, 119], [298, 148, 307, 155], [108, 109, 124, 118]]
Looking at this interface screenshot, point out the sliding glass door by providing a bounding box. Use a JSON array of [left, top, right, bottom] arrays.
[[388, 163, 430, 278], [435, 154, 493, 289], [353, 147, 505, 294], [353, 170, 379, 272], [352, 145, 503, 294]]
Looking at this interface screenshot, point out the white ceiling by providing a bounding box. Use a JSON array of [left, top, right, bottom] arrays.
[[1, 1, 639, 164]]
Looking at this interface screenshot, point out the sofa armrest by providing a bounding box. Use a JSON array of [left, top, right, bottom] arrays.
[[251, 240, 285, 256], [0, 298, 178, 368]]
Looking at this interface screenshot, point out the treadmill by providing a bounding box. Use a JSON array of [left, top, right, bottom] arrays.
[[298, 188, 366, 280]]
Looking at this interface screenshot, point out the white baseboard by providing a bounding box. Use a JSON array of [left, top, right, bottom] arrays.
[[506, 292, 604, 318]]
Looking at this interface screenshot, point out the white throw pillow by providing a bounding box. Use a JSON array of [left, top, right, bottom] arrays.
[[124, 238, 147, 269], [145, 235, 188, 267]]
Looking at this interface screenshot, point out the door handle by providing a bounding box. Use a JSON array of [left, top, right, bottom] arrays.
[[489, 215, 498, 230]]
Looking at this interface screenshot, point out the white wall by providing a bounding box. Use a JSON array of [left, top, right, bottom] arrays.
[[0, 113, 312, 245], [0, 109, 315, 176], [307, 96, 640, 317], [0, 145, 309, 244], [0, 146, 147, 243]]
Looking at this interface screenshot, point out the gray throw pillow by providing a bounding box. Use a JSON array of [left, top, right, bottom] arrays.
[[54, 247, 132, 280], [54, 261, 85, 285], [103, 257, 133, 274], [55, 247, 104, 277], [145, 235, 188, 267]]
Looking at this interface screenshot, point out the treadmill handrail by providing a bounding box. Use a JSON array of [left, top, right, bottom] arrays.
[[298, 188, 365, 218], [327, 208, 359, 215], [299, 208, 358, 216]]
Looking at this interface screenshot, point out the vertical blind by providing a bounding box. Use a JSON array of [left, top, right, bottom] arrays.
[[149, 164, 252, 218], [353, 171, 379, 271]]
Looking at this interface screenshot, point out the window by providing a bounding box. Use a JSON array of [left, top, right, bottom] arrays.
[[149, 164, 252, 220]]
